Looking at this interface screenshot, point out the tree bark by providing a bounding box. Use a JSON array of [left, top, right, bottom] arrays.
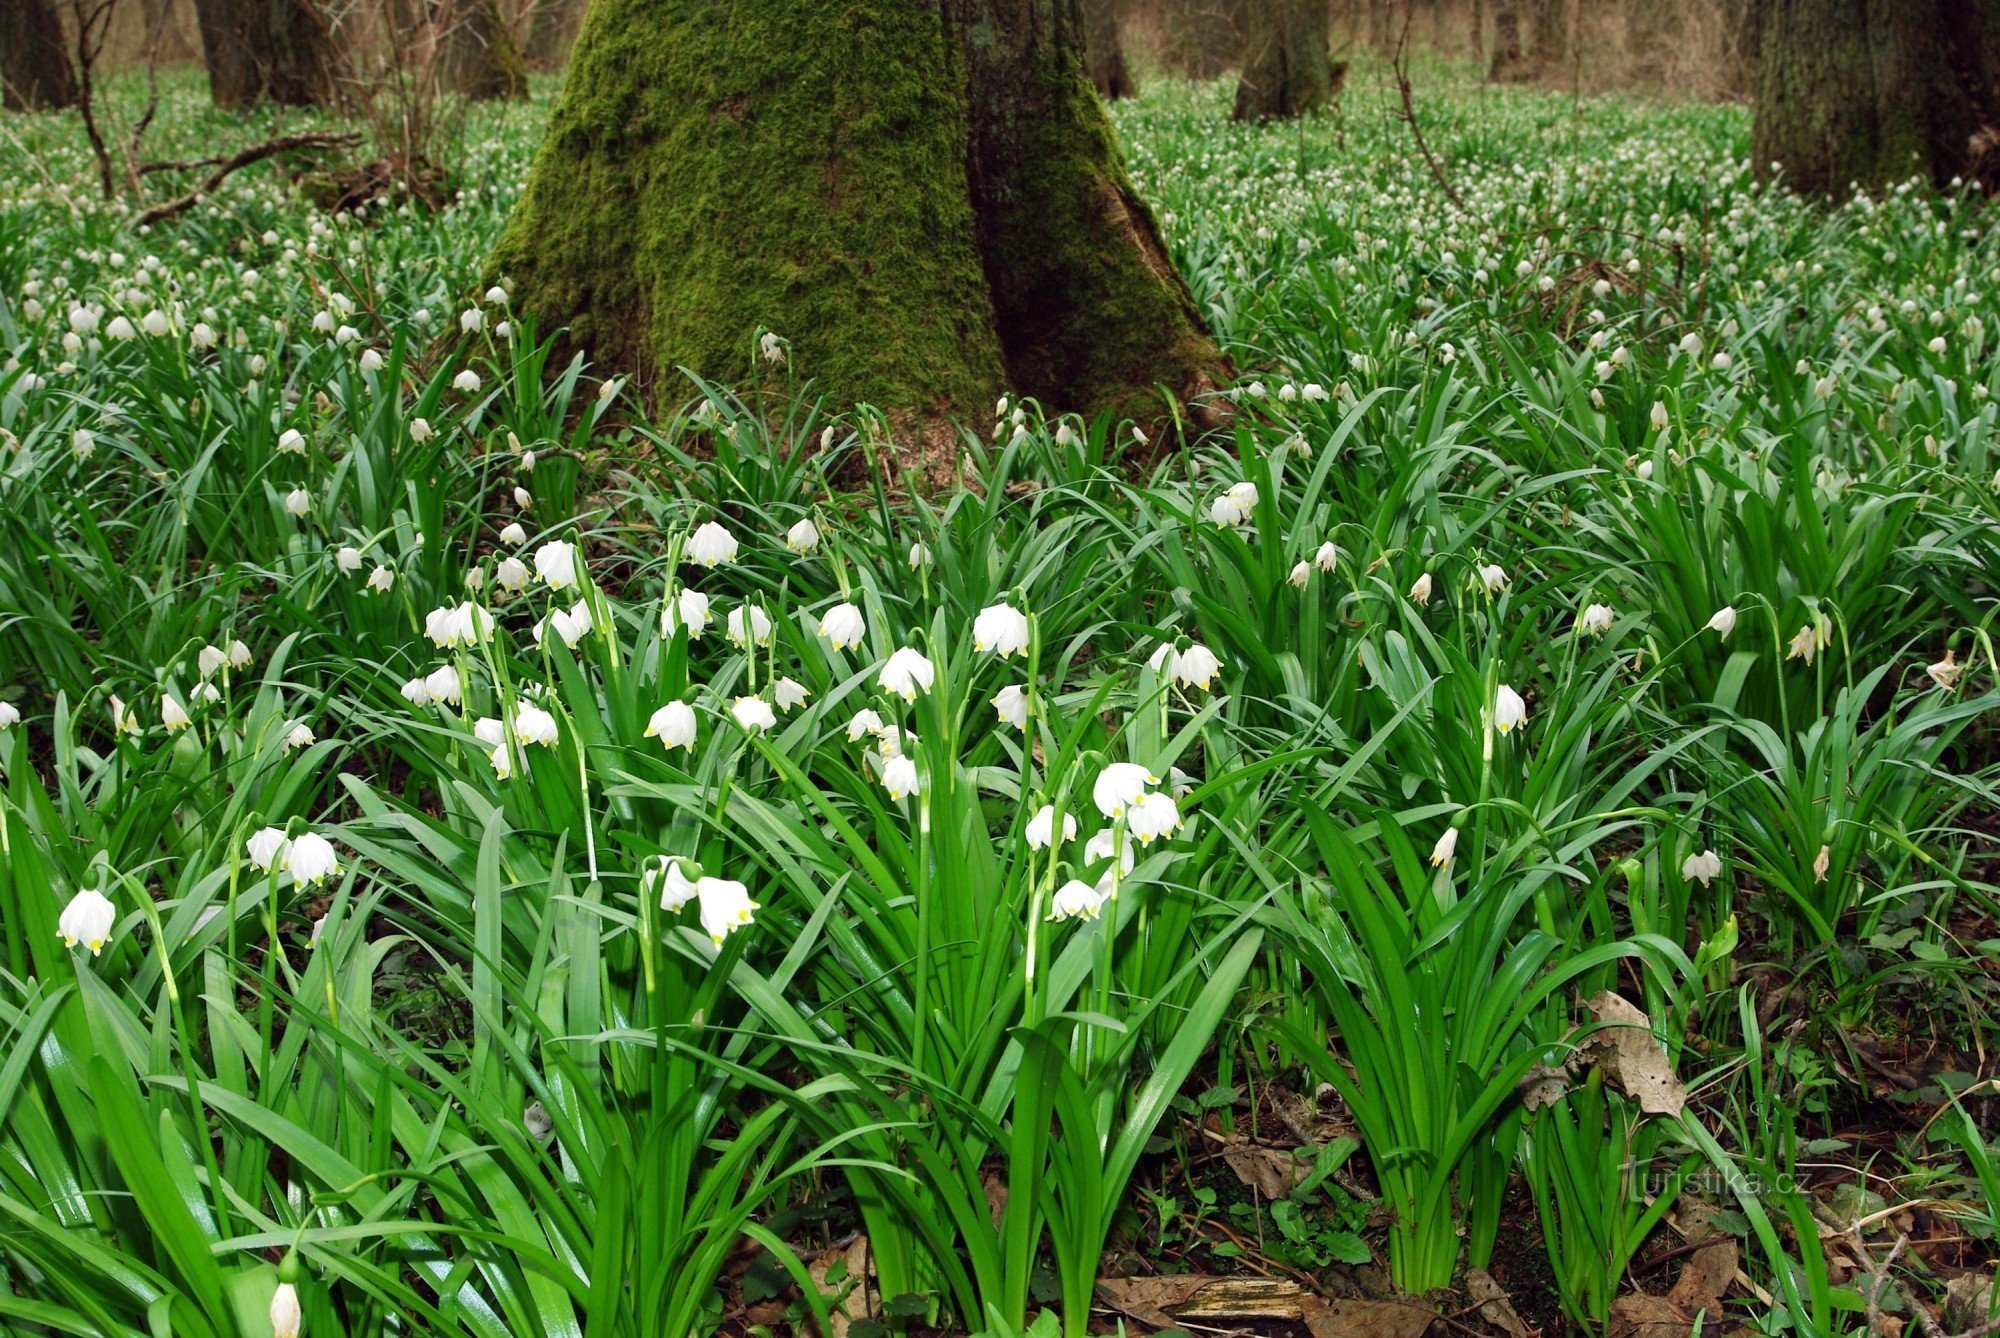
[[1752, 0, 2000, 197], [490, 0, 1225, 443], [1529, 0, 1567, 79], [1, 0, 77, 110], [1486, 0, 1530, 80], [1233, 0, 1337, 120], [1083, 0, 1133, 98], [1161, 0, 1245, 79], [191, 0, 339, 107], [441, 0, 527, 98]]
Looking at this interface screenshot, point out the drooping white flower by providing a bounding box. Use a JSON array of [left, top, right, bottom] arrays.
[[650, 857, 699, 912], [1127, 791, 1182, 844], [495, 556, 529, 591], [162, 695, 191, 732], [1409, 572, 1434, 605], [1289, 561, 1311, 588], [284, 832, 341, 885], [109, 695, 140, 734], [1093, 762, 1155, 818], [877, 647, 936, 701], [58, 887, 117, 955], [335, 546, 363, 575], [284, 723, 315, 750], [1649, 401, 1670, 432], [409, 417, 433, 442], [71, 428, 94, 459], [453, 369, 481, 393], [1172, 643, 1222, 691], [847, 709, 885, 741], [908, 542, 931, 569], [533, 540, 579, 590], [0, 701, 18, 730], [818, 602, 866, 651], [687, 522, 739, 568], [993, 684, 1028, 729], [880, 753, 920, 799], [1049, 878, 1108, 922], [1026, 804, 1076, 850], [785, 518, 820, 553], [514, 703, 560, 746], [359, 347, 383, 373], [194, 682, 221, 706], [974, 603, 1030, 657], [731, 696, 777, 733], [366, 565, 394, 594], [424, 664, 462, 705], [1083, 828, 1136, 875], [283, 487, 311, 518], [277, 428, 306, 454], [661, 588, 712, 639], [489, 743, 514, 778], [1208, 480, 1259, 527], [696, 877, 759, 944], [1578, 603, 1616, 636], [499, 522, 528, 546], [400, 676, 432, 707], [726, 604, 773, 648], [774, 678, 811, 712], [1493, 684, 1527, 734], [425, 602, 491, 649], [1787, 623, 1819, 664], [1705, 606, 1737, 640], [1477, 564, 1508, 592], [645, 701, 697, 749], [198, 645, 228, 678], [1928, 650, 1961, 691], [1430, 826, 1459, 868], [270, 1282, 302, 1338], [1681, 849, 1723, 885], [473, 717, 507, 748]]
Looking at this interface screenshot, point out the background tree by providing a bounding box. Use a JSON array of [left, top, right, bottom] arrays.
[[1161, 0, 1245, 79], [190, 0, 338, 106], [1530, 0, 1569, 81], [1, 0, 77, 110], [1084, 0, 1134, 99], [1751, 0, 1999, 197], [1233, 0, 1337, 120], [491, 0, 1225, 446], [1486, 0, 1530, 81], [524, 0, 583, 68], [440, 0, 526, 99]]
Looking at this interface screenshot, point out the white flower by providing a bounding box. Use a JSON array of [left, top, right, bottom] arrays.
[[1289, 561, 1311, 588], [696, 877, 759, 943], [489, 744, 514, 778], [553, 599, 595, 646], [400, 676, 432, 706], [514, 703, 559, 746], [1409, 572, 1434, 605], [58, 888, 117, 954], [453, 369, 481, 393], [141, 309, 169, 337], [1429, 826, 1458, 868], [687, 522, 739, 568], [1705, 606, 1737, 639], [284, 723, 315, 750], [726, 605, 773, 648], [198, 644, 228, 678], [277, 428, 306, 454], [877, 647, 936, 701], [425, 602, 491, 649], [774, 678, 811, 712], [1127, 791, 1182, 844], [1477, 564, 1508, 592], [1085, 828, 1136, 874], [533, 540, 579, 590], [67, 305, 99, 335], [495, 556, 529, 591], [1093, 762, 1155, 818], [785, 518, 820, 553], [645, 701, 697, 749], [193, 682, 220, 706], [500, 522, 528, 546], [1650, 401, 1670, 432], [974, 603, 1030, 657], [908, 542, 931, 569], [228, 640, 251, 668], [107, 315, 135, 339], [335, 546, 363, 574], [1208, 480, 1259, 526], [876, 724, 914, 757], [71, 428, 94, 459], [993, 684, 1028, 729], [284, 832, 341, 885], [247, 826, 290, 871], [661, 587, 713, 639], [270, 1282, 301, 1338], [651, 857, 699, 912], [485, 285, 509, 306], [846, 709, 885, 742], [1787, 623, 1819, 664], [880, 753, 920, 799], [359, 347, 383, 373], [1636, 460, 1654, 481], [459, 307, 484, 333], [409, 417, 433, 443], [1026, 804, 1076, 849], [162, 695, 191, 732], [1171, 643, 1222, 691], [109, 695, 140, 734], [1928, 651, 1961, 690], [818, 602, 866, 651], [1049, 878, 1108, 922], [473, 717, 507, 748], [1681, 849, 1723, 885], [284, 487, 311, 518], [1578, 603, 1616, 636], [1493, 684, 1528, 734], [366, 565, 394, 594], [0, 701, 17, 730], [731, 696, 777, 733], [424, 664, 462, 705]]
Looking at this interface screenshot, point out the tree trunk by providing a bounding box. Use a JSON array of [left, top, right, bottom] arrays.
[[1486, 0, 1529, 80], [1162, 0, 1245, 79], [1720, 0, 1758, 98], [191, 0, 338, 107], [490, 0, 1225, 444], [1530, 0, 1567, 78], [524, 0, 582, 68], [1752, 0, 2000, 197], [1083, 0, 1133, 98], [1233, 0, 1337, 120], [441, 0, 527, 98], [1470, 0, 1486, 63], [1, 0, 76, 110]]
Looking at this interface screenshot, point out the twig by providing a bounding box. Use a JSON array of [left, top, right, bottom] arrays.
[[133, 132, 360, 228], [1858, 1230, 1906, 1334], [1390, 9, 1465, 214]]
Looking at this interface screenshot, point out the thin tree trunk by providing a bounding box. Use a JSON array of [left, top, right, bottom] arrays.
[[1486, 0, 1529, 80], [1530, 0, 1566, 78], [1084, 0, 1133, 98], [491, 0, 1225, 446], [1162, 0, 1245, 78], [1470, 0, 1486, 63], [1752, 0, 1998, 196], [1233, 0, 1338, 119], [442, 0, 526, 98], [524, 0, 581, 68], [2, 0, 77, 110], [191, 0, 338, 107]]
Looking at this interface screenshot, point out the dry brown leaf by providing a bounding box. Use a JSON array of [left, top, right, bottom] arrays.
[[1581, 991, 1687, 1116], [1464, 1267, 1530, 1338], [1609, 1292, 1693, 1338], [1519, 1061, 1570, 1112], [1093, 1275, 1233, 1327], [1299, 1295, 1435, 1338], [805, 1237, 876, 1338], [1222, 1142, 1313, 1198]]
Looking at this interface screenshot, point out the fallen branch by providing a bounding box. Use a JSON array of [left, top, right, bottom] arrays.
[[133, 131, 360, 228], [1391, 11, 1466, 215]]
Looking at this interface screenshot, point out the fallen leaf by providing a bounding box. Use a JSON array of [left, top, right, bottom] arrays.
[[1518, 1061, 1569, 1112], [1579, 991, 1687, 1116], [1464, 1267, 1529, 1338], [805, 1236, 876, 1338], [1299, 1295, 1435, 1338], [1609, 1292, 1691, 1338], [1094, 1275, 1233, 1327], [1223, 1142, 1313, 1198]]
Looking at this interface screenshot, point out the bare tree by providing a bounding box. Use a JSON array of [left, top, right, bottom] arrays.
[[1486, 0, 1529, 81], [1529, 0, 1567, 79], [1084, 0, 1134, 98], [1233, 0, 1338, 120], [1161, 0, 1245, 79], [2, 0, 78, 109], [190, 0, 340, 106], [439, 0, 525, 98], [524, 0, 583, 68]]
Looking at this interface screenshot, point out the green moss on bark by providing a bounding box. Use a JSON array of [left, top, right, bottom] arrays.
[[491, 0, 1006, 419]]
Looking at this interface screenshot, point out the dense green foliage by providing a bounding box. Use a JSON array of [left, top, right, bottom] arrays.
[[1, 62, 1997, 1337]]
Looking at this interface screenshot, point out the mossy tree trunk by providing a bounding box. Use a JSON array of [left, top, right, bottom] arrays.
[[491, 0, 1225, 445], [1162, 0, 1245, 79], [1084, 0, 1134, 98], [441, 0, 526, 99], [1486, 0, 1530, 80], [191, 0, 339, 107], [2, 0, 76, 110], [1233, 0, 1336, 120], [1751, 0, 1999, 197]]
